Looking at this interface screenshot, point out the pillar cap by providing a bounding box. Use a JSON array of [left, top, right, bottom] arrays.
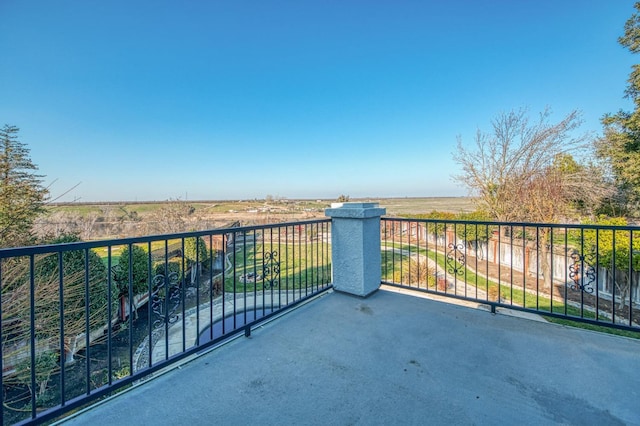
[[325, 202, 386, 219]]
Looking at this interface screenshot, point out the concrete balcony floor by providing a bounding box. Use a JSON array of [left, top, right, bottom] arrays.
[[59, 287, 640, 425]]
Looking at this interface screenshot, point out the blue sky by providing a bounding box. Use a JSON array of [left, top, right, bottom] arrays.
[[0, 1, 636, 202]]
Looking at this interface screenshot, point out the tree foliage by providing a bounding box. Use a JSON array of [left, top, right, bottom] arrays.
[[34, 234, 111, 328], [184, 236, 209, 266], [113, 244, 149, 295], [597, 2, 640, 214], [581, 217, 640, 310], [454, 210, 494, 243], [0, 125, 49, 247]]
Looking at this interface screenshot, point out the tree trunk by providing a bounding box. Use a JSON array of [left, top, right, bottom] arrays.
[[614, 269, 629, 311], [538, 229, 553, 291]]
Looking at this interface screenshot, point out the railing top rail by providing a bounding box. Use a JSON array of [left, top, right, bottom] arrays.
[[0, 218, 331, 258], [381, 216, 640, 232]]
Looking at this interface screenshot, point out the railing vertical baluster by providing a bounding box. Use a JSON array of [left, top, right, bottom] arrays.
[[612, 230, 617, 325], [432, 222, 437, 292], [84, 248, 91, 393], [232, 233, 237, 330], [415, 221, 420, 287], [497, 225, 501, 303], [416, 222, 421, 289], [327, 221, 331, 287], [595, 228, 600, 323], [243, 231, 248, 327], [509, 225, 514, 305], [293, 225, 297, 302], [147, 242, 153, 368], [319, 223, 323, 288], [629, 229, 634, 327], [0, 259, 3, 426], [441, 221, 446, 293], [426, 222, 430, 291], [448, 222, 454, 294], [463, 223, 468, 298], [163, 241, 169, 360], [392, 220, 395, 286], [262, 229, 273, 318], [305, 223, 309, 297], [318, 222, 322, 290], [534, 226, 539, 310], [309, 223, 313, 293], [242, 230, 248, 325], [416, 221, 420, 288], [400, 220, 404, 287], [485, 224, 489, 301], [195, 236, 201, 346], [564, 230, 569, 317], [0, 260, 3, 426], [473, 223, 477, 299], [550, 228, 554, 315], [285, 226, 290, 306], [181, 238, 186, 352], [270, 227, 275, 313], [208, 234, 214, 342], [408, 221, 412, 287], [299, 224, 302, 300], [320, 223, 324, 289], [253, 229, 258, 320], [108, 246, 115, 381], [59, 252, 66, 404], [323, 222, 326, 287], [522, 225, 526, 309], [277, 226, 282, 310], [222, 233, 227, 335], [579, 227, 584, 318], [29, 255, 36, 419], [313, 223, 317, 293]]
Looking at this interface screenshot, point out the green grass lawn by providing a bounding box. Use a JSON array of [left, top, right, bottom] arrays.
[[382, 241, 640, 339], [223, 242, 331, 293]]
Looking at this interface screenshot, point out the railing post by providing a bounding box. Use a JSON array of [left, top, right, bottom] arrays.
[[325, 202, 386, 297]]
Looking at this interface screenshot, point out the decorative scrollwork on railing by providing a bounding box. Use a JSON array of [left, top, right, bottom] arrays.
[[262, 251, 280, 289], [568, 251, 595, 294], [151, 271, 182, 328], [446, 242, 465, 276]]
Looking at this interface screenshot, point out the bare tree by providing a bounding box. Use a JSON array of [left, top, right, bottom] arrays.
[[148, 200, 197, 234], [453, 108, 609, 290]]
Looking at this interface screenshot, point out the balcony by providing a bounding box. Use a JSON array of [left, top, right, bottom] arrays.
[[2, 203, 640, 425], [58, 286, 639, 425]]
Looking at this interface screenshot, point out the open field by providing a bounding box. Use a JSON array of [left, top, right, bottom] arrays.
[[39, 197, 476, 241], [48, 197, 475, 218], [363, 197, 475, 215]]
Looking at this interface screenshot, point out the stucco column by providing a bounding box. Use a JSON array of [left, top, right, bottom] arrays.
[[325, 202, 386, 297]]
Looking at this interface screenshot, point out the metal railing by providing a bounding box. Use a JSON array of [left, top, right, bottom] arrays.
[[381, 217, 640, 333], [0, 219, 331, 425]]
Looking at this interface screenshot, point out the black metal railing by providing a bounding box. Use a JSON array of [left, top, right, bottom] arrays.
[[0, 219, 331, 425], [381, 218, 640, 333]]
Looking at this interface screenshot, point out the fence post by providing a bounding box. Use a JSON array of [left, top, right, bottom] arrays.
[[325, 202, 386, 297]]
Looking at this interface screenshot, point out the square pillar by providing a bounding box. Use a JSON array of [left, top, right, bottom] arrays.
[[325, 202, 386, 297]]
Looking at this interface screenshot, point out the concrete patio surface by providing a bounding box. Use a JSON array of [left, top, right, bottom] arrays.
[[59, 288, 640, 425]]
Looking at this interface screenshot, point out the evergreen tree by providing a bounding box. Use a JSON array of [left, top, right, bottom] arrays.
[[0, 125, 49, 247], [597, 2, 640, 214]]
